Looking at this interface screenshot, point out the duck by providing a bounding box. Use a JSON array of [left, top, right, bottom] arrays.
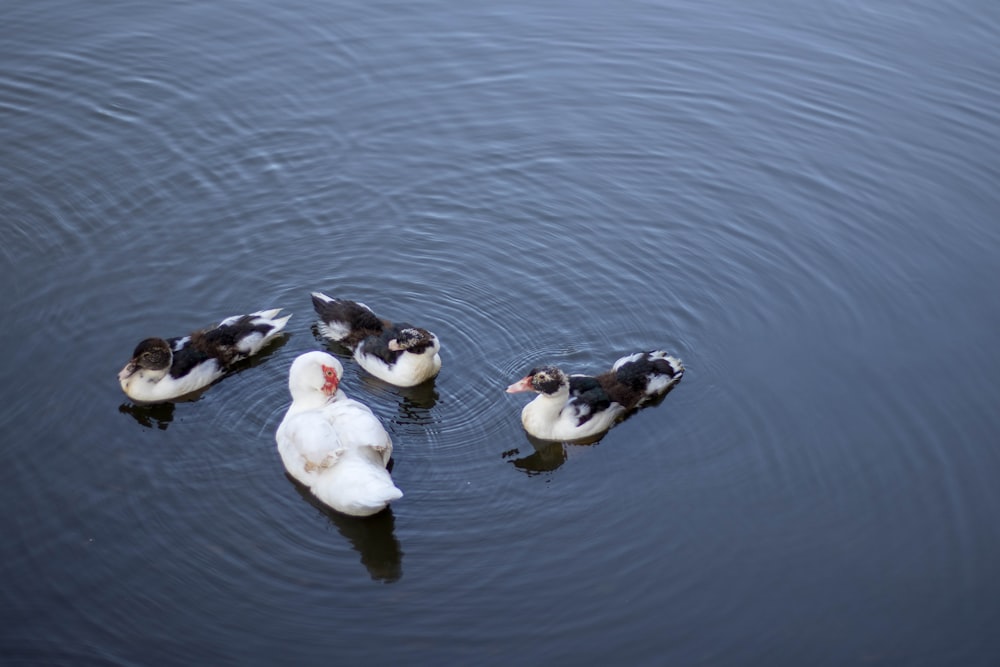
[[311, 291, 441, 387], [118, 308, 291, 403], [276, 351, 402, 517], [505, 350, 684, 442]]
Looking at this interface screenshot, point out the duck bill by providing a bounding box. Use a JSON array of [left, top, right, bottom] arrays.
[[506, 377, 533, 393], [118, 361, 138, 382]]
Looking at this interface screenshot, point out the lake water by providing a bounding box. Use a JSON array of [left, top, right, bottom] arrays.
[[2, 0, 999, 664]]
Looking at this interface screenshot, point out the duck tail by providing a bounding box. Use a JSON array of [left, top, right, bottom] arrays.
[[612, 349, 684, 400], [312, 457, 403, 517], [207, 308, 290, 359], [311, 291, 383, 344], [255, 309, 292, 339], [311, 292, 346, 342], [310, 291, 336, 311], [351, 481, 404, 516]]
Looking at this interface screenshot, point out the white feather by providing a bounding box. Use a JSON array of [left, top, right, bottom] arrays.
[[317, 320, 352, 342]]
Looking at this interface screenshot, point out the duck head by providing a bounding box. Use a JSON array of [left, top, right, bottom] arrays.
[[118, 337, 173, 385], [505, 366, 569, 396], [288, 351, 344, 404], [387, 327, 439, 354]]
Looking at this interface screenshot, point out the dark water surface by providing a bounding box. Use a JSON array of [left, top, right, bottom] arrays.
[[3, 0, 999, 664]]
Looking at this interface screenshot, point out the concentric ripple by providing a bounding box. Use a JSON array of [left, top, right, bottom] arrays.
[[4, 0, 1000, 664]]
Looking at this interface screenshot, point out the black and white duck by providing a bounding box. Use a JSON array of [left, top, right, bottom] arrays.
[[311, 291, 441, 387], [506, 350, 684, 441], [118, 308, 290, 403]]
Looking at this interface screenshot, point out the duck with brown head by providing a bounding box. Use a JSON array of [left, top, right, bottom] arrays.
[[117, 308, 290, 403]]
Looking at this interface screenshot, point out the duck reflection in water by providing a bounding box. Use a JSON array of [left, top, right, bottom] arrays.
[[503, 434, 570, 475], [502, 430, 610, 475], [394, 382, 439, 423], [288, 474, 404, 583], [118, 400, 176, 430], [117, 380, 212, 429]]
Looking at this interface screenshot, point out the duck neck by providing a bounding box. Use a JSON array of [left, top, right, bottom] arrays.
[[288, 390, 335, 414], [523, 391, 569, 426]]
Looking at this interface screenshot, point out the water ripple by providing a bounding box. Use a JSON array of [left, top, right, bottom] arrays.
[[4, 0, 1000, 662]]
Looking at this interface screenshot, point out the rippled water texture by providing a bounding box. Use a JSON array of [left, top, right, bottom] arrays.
[[2, 0, 999, 664]]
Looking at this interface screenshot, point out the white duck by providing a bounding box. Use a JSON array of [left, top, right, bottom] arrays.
[[311, 291, 441, 387], [118, 308, 290, 403], [276, 351, 402, 517], [506, 350, 684, 442]]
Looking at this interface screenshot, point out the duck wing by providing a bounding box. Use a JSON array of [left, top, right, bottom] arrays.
[[277, 411, 345, 482], [311, 292, 387, 348], [564, 375, 613, 427]]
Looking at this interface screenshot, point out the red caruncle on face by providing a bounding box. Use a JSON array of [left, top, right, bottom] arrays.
[[321, 364, 339, 394]]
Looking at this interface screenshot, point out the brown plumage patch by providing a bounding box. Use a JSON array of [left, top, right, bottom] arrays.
[[596, 371, 645, 410], [130, 338, 172, 370], [598, 353, 679, 410], [164, 315, 274, 377]]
